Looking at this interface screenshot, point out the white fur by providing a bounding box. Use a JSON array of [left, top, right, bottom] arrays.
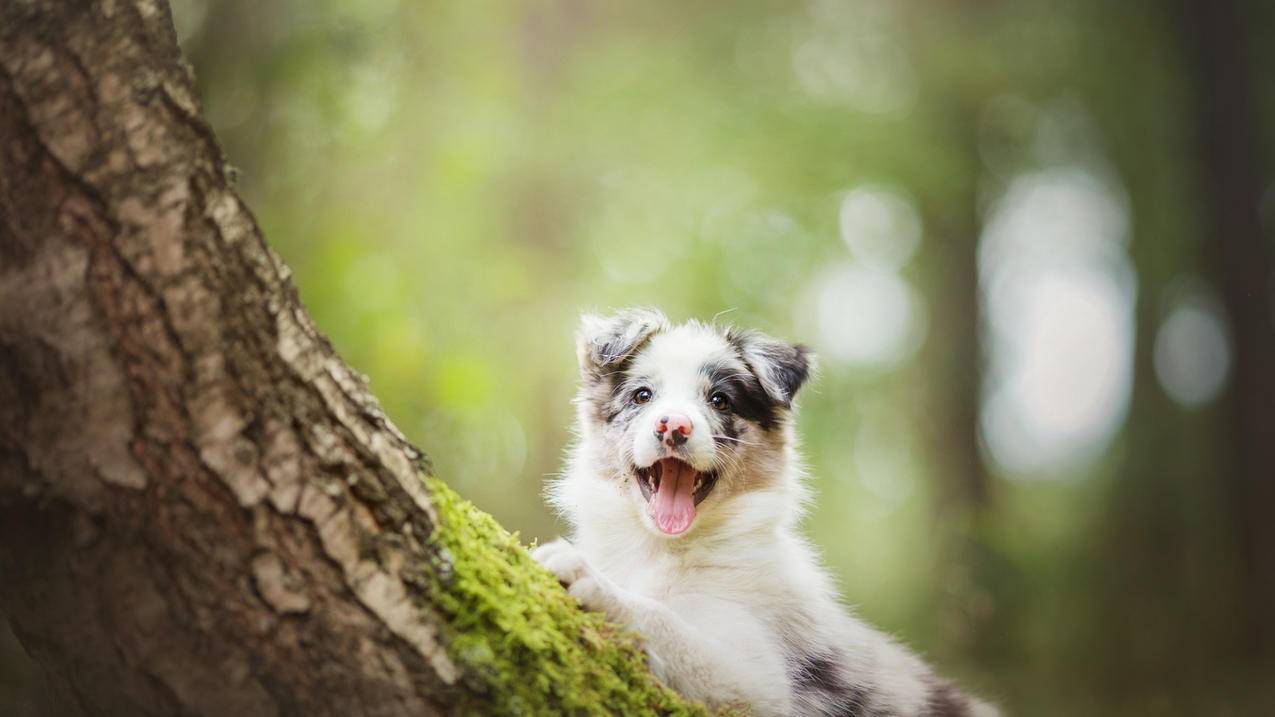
[[535, 316, 998, 717]]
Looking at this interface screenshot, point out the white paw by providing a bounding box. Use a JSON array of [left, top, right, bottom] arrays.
[[531, 538, 588, 584], [531, 538, 616, 614]]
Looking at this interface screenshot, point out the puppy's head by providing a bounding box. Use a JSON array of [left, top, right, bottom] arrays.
[[574, 308, 811, 537]]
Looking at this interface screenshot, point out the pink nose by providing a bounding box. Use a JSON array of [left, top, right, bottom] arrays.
[[655, 413, 692, 447]]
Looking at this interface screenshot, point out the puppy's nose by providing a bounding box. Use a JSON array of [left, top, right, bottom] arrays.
[[655, 413, 692, 447]]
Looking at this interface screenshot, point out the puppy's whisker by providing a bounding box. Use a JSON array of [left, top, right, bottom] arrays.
[[714, 449, 746, 475], [711, 434, 760, 447]]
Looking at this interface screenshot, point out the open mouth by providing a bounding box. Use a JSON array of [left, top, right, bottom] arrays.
[[634, 458, 719, 536]]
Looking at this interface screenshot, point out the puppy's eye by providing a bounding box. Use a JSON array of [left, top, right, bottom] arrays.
[[709, 393, 731, 412], [633, 388, 653, 405]]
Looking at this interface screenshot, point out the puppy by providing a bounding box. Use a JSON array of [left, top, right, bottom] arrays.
[[534, 308, 997, 716]]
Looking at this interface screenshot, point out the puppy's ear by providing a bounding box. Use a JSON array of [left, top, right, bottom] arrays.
[[728, 328, 813, 407], [576, 307, 669, 378]]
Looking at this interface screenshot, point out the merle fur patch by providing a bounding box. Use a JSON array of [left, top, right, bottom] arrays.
[[576, 308, 668, 422], [577, 308, 667, 376]]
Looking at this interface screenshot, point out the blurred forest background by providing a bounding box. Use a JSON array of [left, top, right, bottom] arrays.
[[4, 0, 1275, 714]]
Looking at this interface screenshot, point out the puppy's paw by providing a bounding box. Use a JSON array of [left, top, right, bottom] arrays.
[[531, 538, 617, 614], [531, 538, 588, 585]]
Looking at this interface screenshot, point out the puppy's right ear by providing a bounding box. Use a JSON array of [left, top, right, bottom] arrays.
[[576, 307, 668, 379]]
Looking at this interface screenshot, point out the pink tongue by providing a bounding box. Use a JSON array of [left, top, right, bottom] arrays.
[[652, 459, 696, 535]]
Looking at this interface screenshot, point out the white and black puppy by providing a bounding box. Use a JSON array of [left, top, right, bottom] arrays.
[[533, 308, 997, 717]]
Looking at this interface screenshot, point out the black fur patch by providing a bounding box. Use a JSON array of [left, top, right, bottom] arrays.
[[725, 328, 811, 406], [716, 413, 743, 443], [595, 335, 641, 368], [702, 361, 780, 430], [922, 678, 971, 717], [760, 341, 811, 405], [790, 650, 872, 717]]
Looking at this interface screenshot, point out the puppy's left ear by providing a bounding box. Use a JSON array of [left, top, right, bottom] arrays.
[[729, 329, 814, 407]]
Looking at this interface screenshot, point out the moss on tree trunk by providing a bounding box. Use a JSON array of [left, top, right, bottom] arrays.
[[0, 1, 705, 714], [424, 478, 704, 715]]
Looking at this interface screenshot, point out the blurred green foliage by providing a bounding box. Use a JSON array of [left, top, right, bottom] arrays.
[[9, 1, 1260, 715]]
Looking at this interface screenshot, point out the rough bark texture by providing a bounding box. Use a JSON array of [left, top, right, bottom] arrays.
[[0, 2, 698, 715]]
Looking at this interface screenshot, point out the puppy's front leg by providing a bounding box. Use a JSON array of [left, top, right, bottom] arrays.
[[532, 539, 785, 715], [531, 538, 625, 616]]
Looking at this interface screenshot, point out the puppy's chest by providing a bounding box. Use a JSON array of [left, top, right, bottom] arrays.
[[594, 552, 675, 596], [597, 552, 773, 617]]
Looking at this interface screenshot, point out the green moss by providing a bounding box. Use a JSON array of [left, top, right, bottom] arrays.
[[423, 476, 715, 716]]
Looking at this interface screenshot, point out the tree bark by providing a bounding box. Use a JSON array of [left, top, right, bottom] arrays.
[[0, 2, 695, 715]]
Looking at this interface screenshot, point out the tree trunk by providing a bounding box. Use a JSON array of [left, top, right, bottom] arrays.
[[913, 88, 995, 667], [0, 2, 695, 715], [1179, 0, 1275, 659]]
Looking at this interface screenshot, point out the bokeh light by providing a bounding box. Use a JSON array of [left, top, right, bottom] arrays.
[[1153, 280, 1232, 408], [979, 167, 1136, 475], [839, 186, 922, 269], [802, 261, 928, 368]]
